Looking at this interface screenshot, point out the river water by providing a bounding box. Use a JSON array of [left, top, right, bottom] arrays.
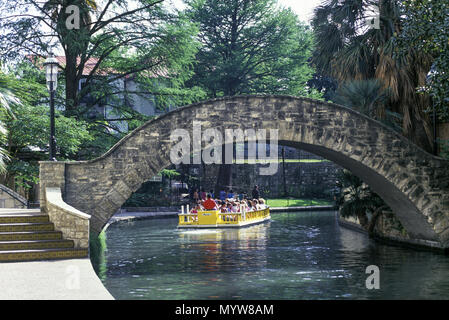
[[91, 211, 449, 300]]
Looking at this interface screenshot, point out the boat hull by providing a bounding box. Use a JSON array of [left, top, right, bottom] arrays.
[[177, 216, 271, 229], [177, 208, 270, 229]]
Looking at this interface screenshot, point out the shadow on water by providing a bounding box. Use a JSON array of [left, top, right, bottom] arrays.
[[90, 211, 449, 300]]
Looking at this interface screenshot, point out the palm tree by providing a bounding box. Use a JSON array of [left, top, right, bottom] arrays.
[[333, 79, 403, 132], [0, 73, 18, 172], [312, 0, 434, 153], [337, 169, 385, 229], [333, 79, 389, 120]]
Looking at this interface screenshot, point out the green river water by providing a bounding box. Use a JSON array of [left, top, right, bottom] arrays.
[[91, 211, 449, 300]]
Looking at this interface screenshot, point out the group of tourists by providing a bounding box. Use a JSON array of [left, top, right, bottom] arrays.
[[190, 186, 266, 214]]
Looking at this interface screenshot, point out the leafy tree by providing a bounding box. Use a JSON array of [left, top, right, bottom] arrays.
[[311, 0, 435, 153], [185, 0, 320, 192], [0, 67, 92, 196], [0, 0, 203, 118], [395, 0, 449, 122], [0, 72, 18, 172], [185, 0, 317, 97]]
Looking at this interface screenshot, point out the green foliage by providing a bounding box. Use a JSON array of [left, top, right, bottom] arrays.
[[7, 160, 39, 191], [333, 79, 403, 132], [0, 66, 93, 190], [334, 80, 389, 118], [185, 0, 319, 98], [395, 0, 449, 121], [336, 170, 385, 225], [439, 139, 449, 160], [83, 11, 206, 115], [266, 198, 331, 207], [312, 0, 435, 152], [0, 0, 205, 126], [0, 72, 18, 172], [161, 169, 181, 179], [5, 96, 93, 158]]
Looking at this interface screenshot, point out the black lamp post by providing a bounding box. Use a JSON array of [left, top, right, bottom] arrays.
[[44, 55, 59, 161]]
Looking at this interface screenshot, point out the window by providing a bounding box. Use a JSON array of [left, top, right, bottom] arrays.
[[79, 78, 87, 91]]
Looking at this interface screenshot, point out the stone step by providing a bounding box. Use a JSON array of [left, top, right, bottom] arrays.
[[0, 214, 49, 224], [0, 222, 54, 233], [0, 231, 63, 241], [0, 239, 74, 251], [0, 248, 89, 262], [0, 209, 41, 215]]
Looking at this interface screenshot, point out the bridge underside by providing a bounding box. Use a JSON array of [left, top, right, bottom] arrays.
[[280, 141, 439, 242]]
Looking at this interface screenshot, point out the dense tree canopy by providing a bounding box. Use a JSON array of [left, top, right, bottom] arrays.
[[185, 0, 319, 98], [311, 0, 435, 153], [0, 0, 203, 117], [0, 64, 92, 194], [395, 0, 449, 122]]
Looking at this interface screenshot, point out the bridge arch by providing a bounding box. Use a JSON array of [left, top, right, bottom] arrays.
[[39, 95, 449, 248]]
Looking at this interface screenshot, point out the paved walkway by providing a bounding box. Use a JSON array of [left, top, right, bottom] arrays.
[[0, 205, 337, 300], [0, 258, 114, 300]]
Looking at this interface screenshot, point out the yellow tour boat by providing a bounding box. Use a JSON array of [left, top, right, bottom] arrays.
[[178, 206, 271, 229]]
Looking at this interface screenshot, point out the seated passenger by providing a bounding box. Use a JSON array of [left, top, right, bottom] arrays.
[[219, 189, 227, 201], [196, 200, 204, 210], [227, 189, 235, 199], [254, 199, 261, 210], [220, 202, 228, 213], [231, 201, 239, 213], [247, 200, 254, 211], [203, 194, 218, 210], [190, 205, 199, 214], [241, 200, 249, 212], [190, 204, 201, 222], [258, 198, 267, 209]]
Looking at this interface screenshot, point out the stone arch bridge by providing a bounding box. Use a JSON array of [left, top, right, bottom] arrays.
[[39, 96, 449, 249]]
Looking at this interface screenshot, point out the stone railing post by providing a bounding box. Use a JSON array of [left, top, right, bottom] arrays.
[[39, 161, 66, 212]]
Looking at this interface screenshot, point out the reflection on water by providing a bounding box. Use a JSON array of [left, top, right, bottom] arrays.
[[91, 211, 449, 300]]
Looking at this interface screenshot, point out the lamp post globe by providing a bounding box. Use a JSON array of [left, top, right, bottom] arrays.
[[43, 55, 59, 161]]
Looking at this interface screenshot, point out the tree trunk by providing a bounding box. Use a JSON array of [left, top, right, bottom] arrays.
[[356, 210, 369, 229], [368, 205, 388, 237], [408, 111, 433, 154], [64, 52, 80, 117]]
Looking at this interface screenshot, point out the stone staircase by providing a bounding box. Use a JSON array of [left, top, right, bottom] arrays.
[[0, 209, 88, 262]]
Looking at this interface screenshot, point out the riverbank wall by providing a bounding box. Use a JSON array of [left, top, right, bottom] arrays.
[[338, 213, 448, 253]]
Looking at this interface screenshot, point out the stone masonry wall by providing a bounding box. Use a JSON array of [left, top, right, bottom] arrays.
[[45, 188, 90, 249], [195, 156, 341, 199]]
